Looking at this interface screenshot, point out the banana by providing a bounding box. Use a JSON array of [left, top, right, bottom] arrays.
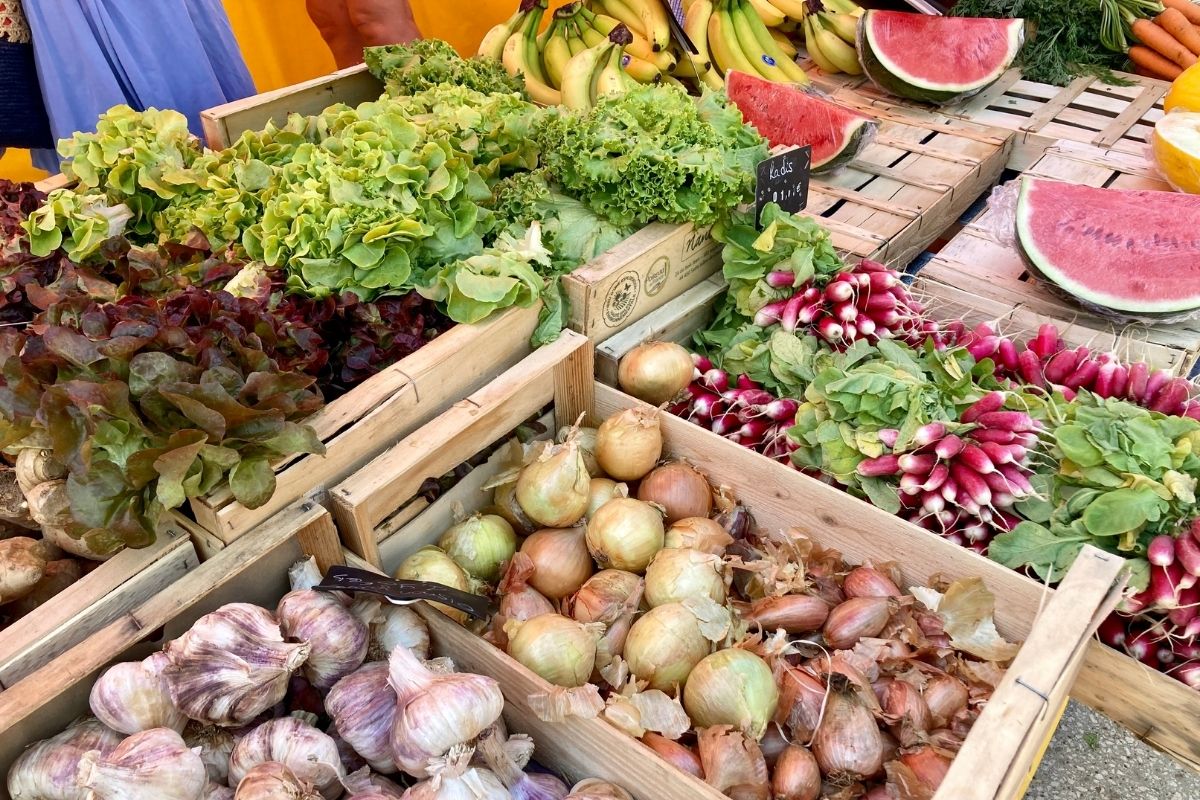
[[746, 0, 786, 26], [802, 15, 840, 74], [502, 10, 562, 105], [700, 67, 725, 89], [822, 0, 864, 16], [661, 74, 689, 91], [821, 11, 857, 44], [624, 0, 672, 51], [681, 0, 716, 78], [578, 21, 606, 47], [565, 24, 588, 56], [809, 13, 860, 74], [769, 26, 798, 57], [623, 51, 665, 82], [737, 0, 810, 82], [708, 2, 760, 76], [478, 7, 523, 60], [593, 0, 647, 36], [543, 23, 573, 88], [763, 0, 810, 21], [561, 40, 610, 109], [581, 5, 670, 66], [594, 44, 627, 100], [728, 0, 790, 80], [672, 56, 712, 78]]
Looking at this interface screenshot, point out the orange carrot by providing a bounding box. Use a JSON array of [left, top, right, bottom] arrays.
[[1157, 8, 1200, 55], [1163, 0, 1200, 27], [1131, 18, 1199, 67], [1129, 44, 1186, 79]]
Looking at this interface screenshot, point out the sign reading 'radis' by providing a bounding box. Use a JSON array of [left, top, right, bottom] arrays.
[[756, 145, 811, 225]]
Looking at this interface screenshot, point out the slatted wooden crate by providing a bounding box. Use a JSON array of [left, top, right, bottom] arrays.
[[0, 519, 197, 689], [915, 140, 1200, 375], [323, 333, 1120, 799], [807, 66, 1169, 171], [596, 280, 1200, 770]]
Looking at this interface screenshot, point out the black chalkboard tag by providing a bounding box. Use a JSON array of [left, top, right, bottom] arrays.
[[316, 565, 495, 620], [755, 145, 812, 226]]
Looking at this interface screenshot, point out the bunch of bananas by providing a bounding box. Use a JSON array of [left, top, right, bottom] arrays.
[[799, 0, 863, 76], [479, 0, 671, 108]]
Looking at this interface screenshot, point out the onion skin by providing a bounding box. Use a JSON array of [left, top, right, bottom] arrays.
[[519, 527, 593, 600], [842, 566, 902, 598], [739, 595, 830, 634], [664, 517, 733, 556], [636, 462, 713, 524], [823, 597, 891, 650], [901, 746, 951, 789], [595, 409, 662, 481], [771, 746, 820, 800], [923, 674, 969, 727], [811, 676, 884, 782], [585, 498, 665, 573], [641, 733, 704, 779], [883, 680, 932, 734], [776, 664, 825, 741], [571, 570, 643, 625], [618, 342, 694, 406]]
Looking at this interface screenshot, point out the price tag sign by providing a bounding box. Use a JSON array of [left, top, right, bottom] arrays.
[[316, 565, 495, 620], [755, 145, 812, 225]]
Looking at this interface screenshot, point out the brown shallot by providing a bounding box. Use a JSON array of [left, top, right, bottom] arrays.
[[771, 745, 821, 800], [641, 733, 704, 779], [823, 597, 892, 650], [811, 675, 884, 782]]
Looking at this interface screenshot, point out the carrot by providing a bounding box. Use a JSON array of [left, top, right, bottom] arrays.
[[1129, 44, 1186, 79], [1163, 0, 1200, 27], [1131, 18, 1198, 67], [1157, 8, 1200, 55]]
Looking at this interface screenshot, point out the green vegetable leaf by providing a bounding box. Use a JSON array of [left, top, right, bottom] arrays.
[[989, 521, 1091, 583], [229, 456, 276, 509]]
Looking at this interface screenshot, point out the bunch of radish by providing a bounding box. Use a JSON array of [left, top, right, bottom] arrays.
[[956, 320, 1200, 417], [856, 392, 1040, 552], [753, 260, 941, 348], [670, 356, 799, 464]]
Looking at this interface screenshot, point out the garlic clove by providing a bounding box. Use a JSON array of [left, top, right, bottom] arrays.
[[184, 721, 238, 785], [234, 761, 324, 800], [564, 779, 635, 800], [366, 604, 430, 663], [76, 727, 208, 800], [228, 716, 346, 798], [7, 717, 122, 800], [277, 589, 369, 690], [326, 662, 399, 774], [90, 652, 187, 735]]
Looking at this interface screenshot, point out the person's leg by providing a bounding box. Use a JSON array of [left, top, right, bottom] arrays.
[[345, 0, 420, 47], [306, 0, 367, 68]]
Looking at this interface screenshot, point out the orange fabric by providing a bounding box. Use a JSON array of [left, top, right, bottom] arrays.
[[410, 0, 516, 56], [222, 0, 337, 92], [0, 148, 49, 182]]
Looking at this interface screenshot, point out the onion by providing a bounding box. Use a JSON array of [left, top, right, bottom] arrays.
[[437, 514, 516, 583], [683, 649, 779, 740], [491, 481, 537, 535], [624, 603, 711, 691], [498, 553, 557, 623], [811, 675, 884, 781], [559, 426, 602, 477], [515, 438, 590, 528], [395, 546, 473, 623], [776, 664, 825, 741], [901, 746, 950, 789], [641, 733, 703, 779], [822, 596, 891, 650], [771, 746, 820, 800], [636, 462, 712, 524], [842, 566, 902, 598], [643, 548, 725, 608], [758, 726, 788, 768], [664, 518, 733, 556], [618, 341, 694, 405], [571, 570, 644, 625], [506, 614, 600, 688], [883, 679, 931, 734], [738, 595, 829, 634], [519, 527, 593, 600], [595, 409, 661, 481], [586, 498, 664, 573], [586, 478, 627, 520], [923, 674, 969, 726]]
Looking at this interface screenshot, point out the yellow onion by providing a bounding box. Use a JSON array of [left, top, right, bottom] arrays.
[[519, 527, 593, 600], [395, 546, 473, 623], [618, 342, 694, 405], [664, 518, 733, 556], [696, 725, 769, 799], [571, 570, 643, 625], [684, 650, 779, 740], [883, 679, 931, 734], [559, 426, 602, 477], [738, 595, 830, 634], [586, 498, 664, 573], [595, 409, 661, 481], [505, 614, 601, 688], [636, 462, 712, 524], [842, 566, 902, 598], [498, 552, 557, 623], [586, 478, 627, 519], [900, 746, 950, 790], [624, 603, 711, 691], [565, 780, 634, 800], [515, 439, 590, 527], [438, 514, 517, 583], [643, 548, 725, 608], [641, 733, 703, 779], [823, 596, 891, 650], [771, 746, 820, 800], [923, 674, 969, 726], [810, 675, 884, 780]]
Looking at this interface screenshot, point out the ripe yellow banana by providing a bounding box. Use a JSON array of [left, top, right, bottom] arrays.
[[502, 10, 562, 105], [737, 0, 810, 82], [682, 0, 716, 78], [593, 0, 646, 36], [822, 0, 864, 16], [810, 14, 860, 74], [821, 11, 857, 44], [700, 67, 725, 89], [769, 26, 797, 57], [581, 5, 671, 67], [802, 15, 840, 74], [729, 0, 791, 81], [746, 0, 786, 27], [763, 0, 810, 21], [708, 3, 760, 76], [543, 24, 573, 88], [625, 0, 672, 51], [594, 44, 627, 100], [561, 40, 611, 109], [478, 7, 524, 60], [623, 51, 665, 82]]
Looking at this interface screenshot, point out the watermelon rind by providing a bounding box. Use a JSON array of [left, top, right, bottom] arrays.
[[857, 12, 1025, 105], [1015, 177, 1200, 322], [812, 116, 869, 173]]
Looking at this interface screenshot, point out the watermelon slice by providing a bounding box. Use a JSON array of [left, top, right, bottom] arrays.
[[857, 11, 1026, 105], [726, 70, 874, 173], [1016, 177, 1200, 319]]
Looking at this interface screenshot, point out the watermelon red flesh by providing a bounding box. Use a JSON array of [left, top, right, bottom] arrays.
[[726, 70, 873, 172], [859, 11, 1025, 103], [1016, 177, 1200, 316]]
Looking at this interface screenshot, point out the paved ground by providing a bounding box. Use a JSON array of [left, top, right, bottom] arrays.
[[1025, 701, 1200, 800]]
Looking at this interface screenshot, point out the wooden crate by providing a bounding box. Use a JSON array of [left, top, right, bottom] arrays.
[[915, 140, 1200, 375], [0, 519, 197, 689], [808, 66, 1168, 171], [327, 333, 1120, 799], [596, 288, 1200, 769]]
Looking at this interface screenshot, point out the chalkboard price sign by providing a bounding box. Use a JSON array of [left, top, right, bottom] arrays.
[[755, 145, 811, 225]]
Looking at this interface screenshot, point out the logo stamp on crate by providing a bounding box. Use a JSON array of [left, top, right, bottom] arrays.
[[645, 256, 670, 297], [603, 271, 641, 328]]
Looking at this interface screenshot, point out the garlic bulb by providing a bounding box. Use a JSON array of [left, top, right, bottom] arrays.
[[327, 662, 398, 773], [90, 652, 187, 735], [234, 762, 323, 800], [229, 716, 345, 798], [388, 646, 504, 778], [184, 723, 237, 785], [564, 780, 634, 800], [398, 745, 508, 800], [76, 727, 208, 800], [204, 783, 235, 800], [368, 604, 431, 662], [164, 603, 310, 726], [7, 718, 122, 800], [342, 767, 406, 799], [278, 589, 370, 689], [477, 725, 569, 800]]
